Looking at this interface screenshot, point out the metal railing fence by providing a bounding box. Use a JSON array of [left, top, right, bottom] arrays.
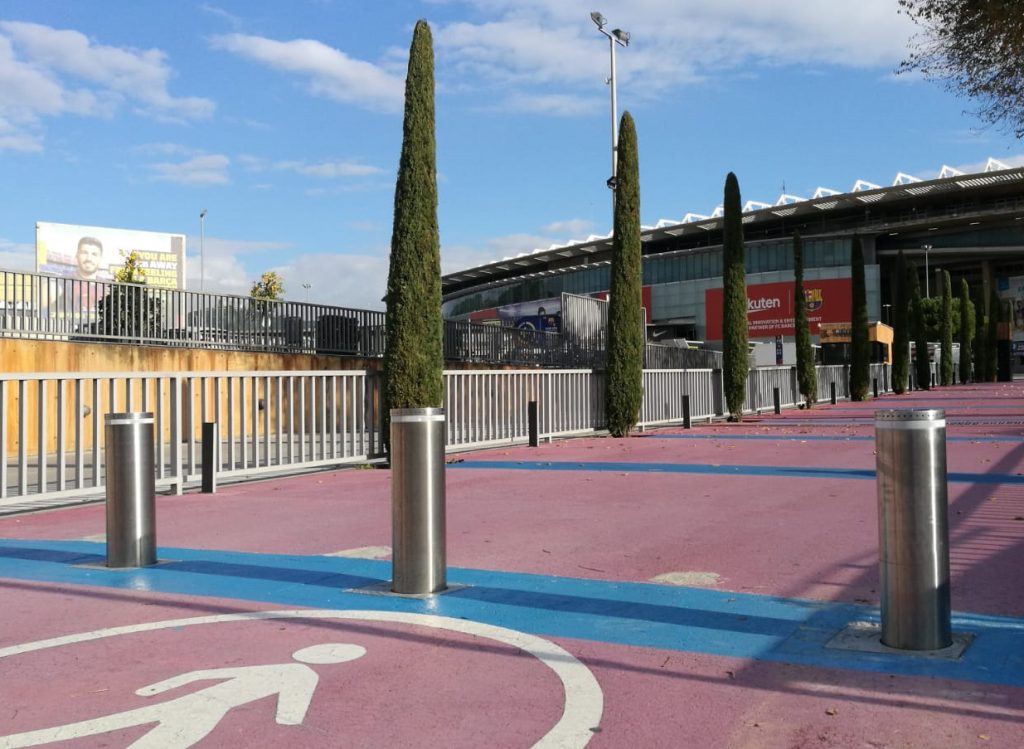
[[1, 363, 897, 511], [3, 269, 730, 370], [639, 369, 717, 428], [1, 269, 386, 355], [644, 344, 723, 370]]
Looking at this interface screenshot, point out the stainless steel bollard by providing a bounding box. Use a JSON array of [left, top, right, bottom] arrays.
[[391, 407, 447, 594], [105, 412, 157, 568], [875, 409, 952, 650]]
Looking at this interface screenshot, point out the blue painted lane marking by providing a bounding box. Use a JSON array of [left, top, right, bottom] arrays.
[[642, 434, 1024, 443], [1, 539, 1023, 688], [451, 460, 1024, 485]]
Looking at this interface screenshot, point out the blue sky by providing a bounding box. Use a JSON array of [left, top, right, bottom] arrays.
[[1, 1, 1021, 310]]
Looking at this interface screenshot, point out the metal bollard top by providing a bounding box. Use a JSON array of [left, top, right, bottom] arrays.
[[875, 408, 945, 428], [390, 407, 445, 423], [104, 412, 155, 425]]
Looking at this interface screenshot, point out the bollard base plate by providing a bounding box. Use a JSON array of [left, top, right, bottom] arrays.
[[346, 581, 469, 599], [825, 621, 973, 659], [76, 559, 174, 571]]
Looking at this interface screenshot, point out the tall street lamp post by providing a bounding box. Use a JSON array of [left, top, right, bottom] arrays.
[[590, 11, 629, 204], [302, 283, 311, 303], [199, 209, 207, 293]]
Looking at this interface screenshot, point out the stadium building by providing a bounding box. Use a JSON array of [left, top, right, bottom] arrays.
[[441, 159, 1024, 365]]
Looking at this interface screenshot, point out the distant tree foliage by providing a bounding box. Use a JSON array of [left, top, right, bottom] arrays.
[[974, 284, 988, 381], [97, 250, 164, 339], [940, 270, 954, 385], [987, 288, 1000, 381], [958, 278, 973, 383], [849, 237, 870, 401], [605, 112, 644, 438], [899, 1, 1024, 138], [721, 172, 748, 421], [892, 251, 910, 394], [909, 267, 930, 390], [383, 19, 444, 449], [792, 232, 816, 408], [249, 271, 285, 301]]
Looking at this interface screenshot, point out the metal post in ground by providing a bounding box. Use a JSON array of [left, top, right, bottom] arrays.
[[528, 401, 539, 447], [875, 409, 952, 650], [773, 387, 781, 415], [683, 395, 691, 430], [873, 378, 879, 399], [391, 407, 447, 595], [201, 421, 218, 493], [830, 382, 837, 405], [104, 412, 157, 568]]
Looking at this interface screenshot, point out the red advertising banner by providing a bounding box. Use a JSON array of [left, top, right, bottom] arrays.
[[704, 278, 852, 340]]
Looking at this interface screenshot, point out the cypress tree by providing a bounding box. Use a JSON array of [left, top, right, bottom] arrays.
[[383, 20, 444, 448], [910, 267, 930, 390], [940, 271, 953, 385], [793, 232, 816, 408], [958, 278, 972, 384], [605, 112, 644, 437], [892, 251, 910, 394], [721, 172, 748, 421], [849, 236, 870, 400], [974, 284, 987, 382], [987, 288, 1000, 381]]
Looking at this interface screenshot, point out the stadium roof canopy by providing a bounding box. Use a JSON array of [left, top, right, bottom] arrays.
[[442, 158, 1024, 293]]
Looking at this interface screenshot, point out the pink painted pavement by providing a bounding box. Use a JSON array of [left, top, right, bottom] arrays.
[[1, 380, 1023, 747]]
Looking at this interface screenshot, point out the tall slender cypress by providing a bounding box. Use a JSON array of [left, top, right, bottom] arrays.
[[958, 278, 972, 384], [605, 112, 644, 437], [849, 236, 870, 400], [940, 271, 953, 385], [722, 173, 748, 421], [987, 288, 1000, 381], [974, 284, 987, 382], [793, 232, 816, 408], [892, 251, 910, 394], [910, 266, 930, 390], [383, 20, 443, 449]]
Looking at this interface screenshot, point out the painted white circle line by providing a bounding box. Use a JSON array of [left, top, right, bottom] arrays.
[[0, 609, 603, 749]]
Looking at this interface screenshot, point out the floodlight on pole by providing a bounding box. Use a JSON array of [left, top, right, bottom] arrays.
[[199, 209, 207, 293], [591, 11, 629, 207], [302, 282, 311, 303]]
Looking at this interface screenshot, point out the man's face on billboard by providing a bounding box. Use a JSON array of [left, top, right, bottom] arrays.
[[76, 242, 101, 275]]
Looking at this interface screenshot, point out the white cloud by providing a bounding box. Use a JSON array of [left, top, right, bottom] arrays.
[[541, 218, 594, 236], [274, 252, 390, 310], [953, 155, 1024, 174], [187, 237, 297, 295], [150, 154, 231, 185], [0, 21, 213, 119], [211, 33, 404, 113], [435, 0, 917, 109], [0, 238, 36, 271], [242, 156, 384, 178], [0, 21, 213, 150]]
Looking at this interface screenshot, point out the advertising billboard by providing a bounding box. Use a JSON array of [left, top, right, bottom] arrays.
[[36, 222, 187, 290], [497, 297, 562, 333], [705, 278, 852, 341]]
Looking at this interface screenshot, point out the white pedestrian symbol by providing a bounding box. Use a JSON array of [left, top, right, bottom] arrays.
[[0, 643, 366, 748]]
